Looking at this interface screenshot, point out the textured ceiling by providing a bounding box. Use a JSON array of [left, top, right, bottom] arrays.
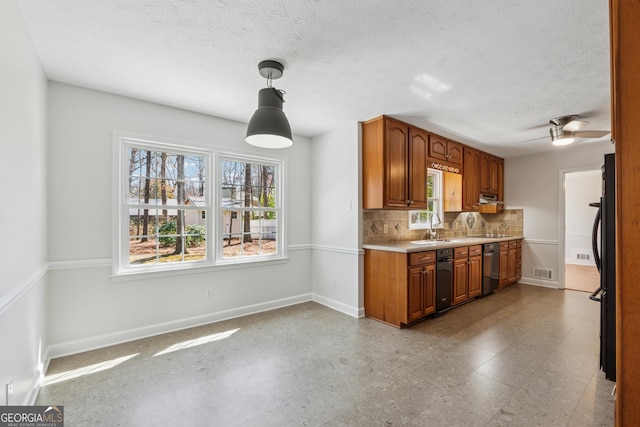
[[17, 0, 611, 157]]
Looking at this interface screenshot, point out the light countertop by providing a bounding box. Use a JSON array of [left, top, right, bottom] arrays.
[[362, 235, 523, 253]]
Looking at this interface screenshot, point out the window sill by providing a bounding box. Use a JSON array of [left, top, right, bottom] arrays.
[[111, 257, 289, 282]]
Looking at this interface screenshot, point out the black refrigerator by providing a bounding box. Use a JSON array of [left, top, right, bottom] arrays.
[[589, 153, 616, 382]]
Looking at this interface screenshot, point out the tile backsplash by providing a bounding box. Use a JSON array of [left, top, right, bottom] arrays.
[[363, 209, 524, 244]]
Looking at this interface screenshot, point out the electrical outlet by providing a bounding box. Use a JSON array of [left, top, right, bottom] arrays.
[[204, 289, 212, 299], [383, 224, 388, 234], [330, 278, 336, 289]]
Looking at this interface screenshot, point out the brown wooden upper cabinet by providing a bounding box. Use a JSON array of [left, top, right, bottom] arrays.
[[362, 115, 504, 210], [480, 152, 504, 196], [462, 147, 481, 211], [362, 116, 428, 209], [429, 135, 463, 165]]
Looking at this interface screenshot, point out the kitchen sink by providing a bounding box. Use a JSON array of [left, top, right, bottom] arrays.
[[410, 240, 439, 245], [410, 239, 465, 245]]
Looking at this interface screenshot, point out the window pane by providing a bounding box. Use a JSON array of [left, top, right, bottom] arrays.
[[222, 211, 277, 258]]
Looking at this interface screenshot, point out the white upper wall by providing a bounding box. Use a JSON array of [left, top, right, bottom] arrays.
[[311, 124, 361, 249], [0, 0, 48, 294]]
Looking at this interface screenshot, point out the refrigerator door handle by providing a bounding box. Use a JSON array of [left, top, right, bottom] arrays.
[[591, 204, 602, 273], [589, 287, 602, 302]]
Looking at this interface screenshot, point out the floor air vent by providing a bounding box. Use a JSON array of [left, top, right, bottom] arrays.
[[534, 267, 553, 280]]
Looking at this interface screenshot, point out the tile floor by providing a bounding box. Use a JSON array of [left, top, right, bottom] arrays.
[[36, 284, 615, 426]]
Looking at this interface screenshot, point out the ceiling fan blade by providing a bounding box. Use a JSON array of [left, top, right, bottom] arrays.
[[575, 130, 610, 138], [512, 135, 549, 145], [563, 120, 589, 132]]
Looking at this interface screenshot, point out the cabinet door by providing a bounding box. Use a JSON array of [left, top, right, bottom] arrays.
[[447, 140, 463, 165], [453, 258, 469, 304], [515, 240, 522, 280], [429, 135, 448, 161], [468, 255, 483, 298], [480, 152, 491, 193], [408, 128, 428, 208], [499, 250, 509, 287], [463, 147, 480, 211], [489, 156, 500, 194], [497, 158, 504, 201], [424, 263, 436, 315], [508, 248, 517, 283], [385, 120, 410, 207], [408, 266, 424, 322]]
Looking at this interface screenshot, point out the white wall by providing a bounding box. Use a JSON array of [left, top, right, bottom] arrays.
[[0, 0, 48, 405], [46, 82, 313, 357], [565, 170, 601, 266], [310, 124, 363, 316], [505, 141, 614, 287]]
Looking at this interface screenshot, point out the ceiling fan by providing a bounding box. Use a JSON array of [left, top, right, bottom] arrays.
[[547, 114, 610, 146]]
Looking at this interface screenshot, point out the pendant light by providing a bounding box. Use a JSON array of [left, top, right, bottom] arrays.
[[245, 60, 293, 148]]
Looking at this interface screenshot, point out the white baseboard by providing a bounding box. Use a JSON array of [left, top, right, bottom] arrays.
[[518, 276, 561, 289], [45, 293, 313, 360], [311, 293, 360, 319]]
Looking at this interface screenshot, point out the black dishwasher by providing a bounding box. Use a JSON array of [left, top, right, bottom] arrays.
[[436, 248, 453, 313]]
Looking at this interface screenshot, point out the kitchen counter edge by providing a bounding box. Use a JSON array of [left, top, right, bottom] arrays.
[[362, 236, 524, 253]]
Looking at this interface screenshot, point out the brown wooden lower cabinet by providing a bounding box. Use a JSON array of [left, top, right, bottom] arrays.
[[499, 241, 510, 288], [500, 239, 522, 288], [468, 247, 483, 298], [453, 245, 483, 305], [364, 249, 435, 328]]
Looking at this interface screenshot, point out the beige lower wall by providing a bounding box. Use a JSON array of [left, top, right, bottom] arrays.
[[363, 209, 524, 244]]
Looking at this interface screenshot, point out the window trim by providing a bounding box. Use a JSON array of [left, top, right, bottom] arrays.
[[112, 133, 288, 278], [408, 168, 444, 230], [113, 134, 214, 276]]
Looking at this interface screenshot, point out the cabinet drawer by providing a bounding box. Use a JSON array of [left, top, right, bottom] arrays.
[[454, 246, 469, 259], [409, 251, 436, 266], [468, 245, 482, 257], [509, 240, 518, 248], [500, 242, 509, 251]]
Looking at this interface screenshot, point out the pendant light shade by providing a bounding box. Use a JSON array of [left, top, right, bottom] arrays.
[[246, 60, 293, 148], [246, 87, 293, 148]]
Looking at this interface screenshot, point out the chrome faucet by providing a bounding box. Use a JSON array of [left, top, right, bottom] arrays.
[[429, 212, 441, 240]]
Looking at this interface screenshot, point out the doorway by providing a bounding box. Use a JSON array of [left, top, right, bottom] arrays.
[[563, 169, 601, 292]]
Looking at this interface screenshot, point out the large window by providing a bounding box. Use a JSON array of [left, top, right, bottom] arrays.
[[114, 136, 284, 275], [218, 156, 282, 262]]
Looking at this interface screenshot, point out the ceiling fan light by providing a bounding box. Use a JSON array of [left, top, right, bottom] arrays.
[[552, 136, 575, 146], [549, 127, 575, 146]]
